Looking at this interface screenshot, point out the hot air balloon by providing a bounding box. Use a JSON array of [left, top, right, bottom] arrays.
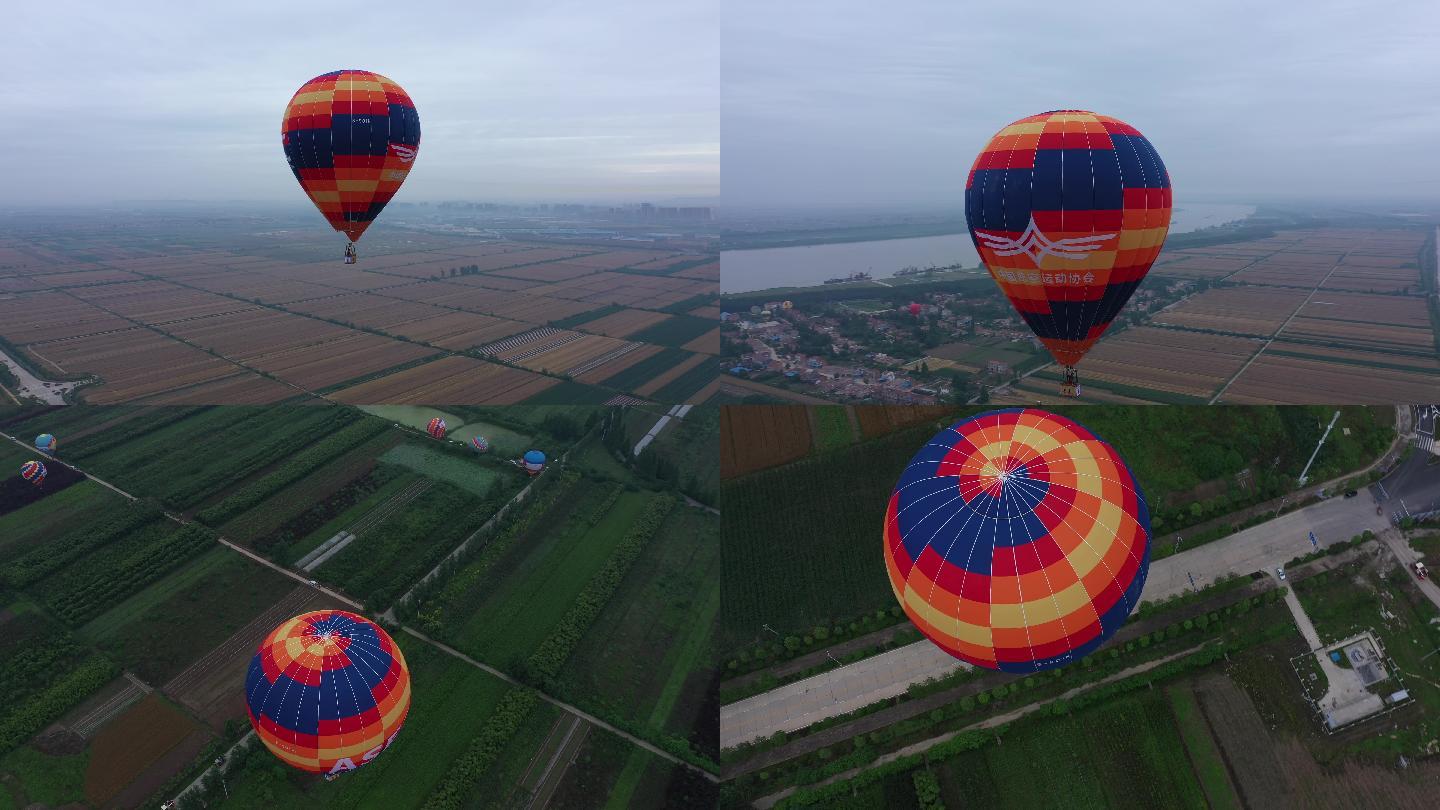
[[965, 111, 1171, 396], [35, 434, 57, 454], [908, 302, 922, 317], [471, 435, 490, 453], [246, 610, 410, 775], [20, 460, 46, 486], [282, 70, 421, 263], [426, 417, 447, 440], [522, 450, 546, 475], [884, 409, 1150, 673]]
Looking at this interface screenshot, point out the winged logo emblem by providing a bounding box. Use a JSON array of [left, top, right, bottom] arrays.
[[974, 217, 1116, 265], [389, 144, 417, 163]]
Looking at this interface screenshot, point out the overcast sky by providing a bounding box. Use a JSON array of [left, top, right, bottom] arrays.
[[2, 1, 717, 205], [723, 0, 1440, 211]]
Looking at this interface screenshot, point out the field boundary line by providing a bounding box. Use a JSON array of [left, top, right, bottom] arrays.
[[1209, 254, 1350, 403]]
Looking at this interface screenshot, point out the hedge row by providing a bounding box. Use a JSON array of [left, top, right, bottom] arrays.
[[585, 482, 624, 527], [0, 655, 118, 755], [913, 768, 945, 810], [48, 524, 215, 625], [422, 688, 542, 809], [527, 495, 676, 682], [3, 500, 164, 587], [195, 418, 389, 526]]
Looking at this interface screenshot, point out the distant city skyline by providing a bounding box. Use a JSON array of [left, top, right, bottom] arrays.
[[723, 0, 1440, 210], [3, 1, 718, 205]]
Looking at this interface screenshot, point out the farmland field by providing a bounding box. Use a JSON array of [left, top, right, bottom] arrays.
[[0, 220, 717, 403], [719, 404, 812, 477], [0, 400, 717, 808]]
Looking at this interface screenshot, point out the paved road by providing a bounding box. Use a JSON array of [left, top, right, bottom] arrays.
[[721, 641, 969, 748], [1380, 529, 1440, 612]]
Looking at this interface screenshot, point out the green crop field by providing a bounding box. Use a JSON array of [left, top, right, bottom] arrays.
[[599, 348, 689, 391], [453, 489, 648, 666], [72, 407, 363, 509], [556, 505, 719, 748], [0, 481, 125, 563], [811, 406, 853, 451], [629, 315, 715, 349], [82, 550, 297, 684], [654, 359, 718, 402], [316, 480, 495, 610], [379, 442, 508, 496]]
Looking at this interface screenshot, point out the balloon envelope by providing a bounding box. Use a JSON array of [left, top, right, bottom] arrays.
[[35, 434, 56, 452], [20, 460, 46, 485], [523, 450, 546, 465], [282, 70, 420, 243], [245, 610, 410, 774], [884, 409, 1151, 672], [965, 111, 1171, 367], [471, 436, 490, 453], [427, 417, 447, 440]]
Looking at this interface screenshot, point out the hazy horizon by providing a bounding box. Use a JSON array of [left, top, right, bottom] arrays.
[[723, 0, 1440, 210], [3, 1, 718, 206]]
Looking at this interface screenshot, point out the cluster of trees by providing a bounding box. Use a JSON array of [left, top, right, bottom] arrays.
[[2, 501, 163, 588], [196, 419, 389, 527], [524, 495, 675, 687], [913, 769, 945, 810], [727, 606, 907, 676], [585, 482, 624, 526], [156, 410, 361, 510], [0, 655, 117, 755], [49, 523, 214, 626]]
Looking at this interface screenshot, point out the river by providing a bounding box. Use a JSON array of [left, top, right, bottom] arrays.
[[720, 203, 1256, 293]]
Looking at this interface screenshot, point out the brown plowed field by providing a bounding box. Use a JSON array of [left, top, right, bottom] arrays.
[[854, 404, 958, 438], [627, 254, 691, 271], [1295, 290, 1431, 327], [1077, 327, 1259, 398], [1153, 286, 1309, 335], [0, 291, 133, 343], [565, 250, 673, 270], [245, 333, 434, 390], [575, 308, 671, 338], [389, 312, 530, 350], [84, 694, 202, 807], [575, 344, 663, 384], [1222, 354, 1440, 403], [70, 281, 258, 324], [184, 273, 339, 304], [136, 372, 298, 404], [688, 305, 721, 318], [283, 292, 444, 329], [1150, 254, 1260, 278], [330, 355, 557, 403], [446, 273, 546, 291], [163, 309, 355, 359], [31, 330, 242, 403], [33, 268, 143, 287], [674, 261, 720, 281], [490, 261, 600, 282], [720, 405, 813, 478], [509, 333, 633, 375], [1265, 340, 1440, 372], [1322, 264, 1422, 292]]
